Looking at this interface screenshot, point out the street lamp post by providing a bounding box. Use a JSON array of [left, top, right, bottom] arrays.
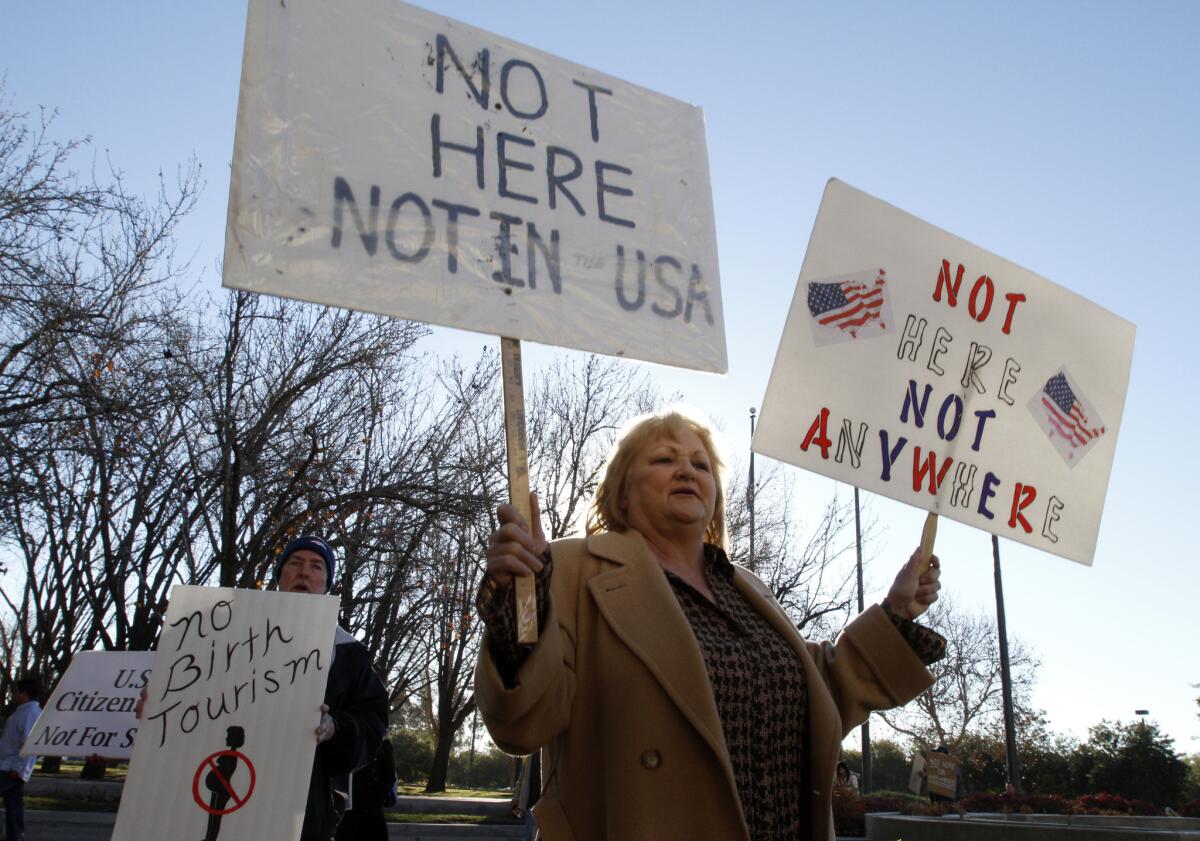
[[748, 407, 756, 570]]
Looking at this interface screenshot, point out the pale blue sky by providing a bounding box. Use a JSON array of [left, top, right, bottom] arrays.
[[4, 2, 1197, 751]]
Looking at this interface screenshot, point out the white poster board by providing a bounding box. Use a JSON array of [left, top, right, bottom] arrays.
[[754, 180, 1135, 564], [22, 650, 154, 759], [224, 0, 726, 373], [113, 586, 338, 841]]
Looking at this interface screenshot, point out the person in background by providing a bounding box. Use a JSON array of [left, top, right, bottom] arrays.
[[835, 760, 860, 792], [133, 536, 390, 840], [273, 536, 390, 841], [475, 408, 946, 841], [0, 677, 42, 841]]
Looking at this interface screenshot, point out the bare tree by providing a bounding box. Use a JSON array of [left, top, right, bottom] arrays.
[[526, 355, 662, 539], [420, 355, 505, 792], [0, 91, 202, 679], [724, 460, 862, 637], [876, 596, 1039, 751]]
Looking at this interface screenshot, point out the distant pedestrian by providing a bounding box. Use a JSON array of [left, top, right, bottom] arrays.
[[0, 677, 42, 841], [835, 760, 860, 792]]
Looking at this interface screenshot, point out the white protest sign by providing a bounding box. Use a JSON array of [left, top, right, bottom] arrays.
[[754, 180, 1135, 565], [113, 586, 338, 841], [224, 0, 726, 373], [22, 650, 153, 759]]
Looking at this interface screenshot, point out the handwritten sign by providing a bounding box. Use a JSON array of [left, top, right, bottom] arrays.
[[223, 0, 725, 373], [22, 650, 153, 759], [112, 586, 338, 841], [925, 752, 960, 799], [754, 180, 1134, 564]]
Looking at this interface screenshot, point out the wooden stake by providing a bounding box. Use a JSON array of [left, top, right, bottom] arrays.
[[917, 512, 938, 575], [500, 337, 538, 644]]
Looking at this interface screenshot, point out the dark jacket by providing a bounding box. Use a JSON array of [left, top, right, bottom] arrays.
[[302, 629, 389, 841]]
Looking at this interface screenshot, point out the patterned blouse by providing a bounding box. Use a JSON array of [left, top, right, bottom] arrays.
[[478, 541, 945, 841]]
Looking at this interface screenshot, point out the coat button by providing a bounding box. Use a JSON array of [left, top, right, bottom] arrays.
[[640, 749, 662, 770]]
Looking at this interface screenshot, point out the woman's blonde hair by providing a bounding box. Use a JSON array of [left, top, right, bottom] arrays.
[[586, 408, 728, 548]]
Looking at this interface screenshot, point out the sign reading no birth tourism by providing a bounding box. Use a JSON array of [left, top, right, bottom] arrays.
[[224, 0, 726, 373], [754, 180, 1134, 565], [23, 650, 154, 760], [113, 586, 338, 841]]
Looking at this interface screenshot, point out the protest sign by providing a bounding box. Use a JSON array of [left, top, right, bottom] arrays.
[[112, 586, 338, 841], [924, 751, 960, 799], [22, 650, 153, 759], [907, 753, 926, 796], [223, 0, 726, 373], [754, 180, 1134, 565]]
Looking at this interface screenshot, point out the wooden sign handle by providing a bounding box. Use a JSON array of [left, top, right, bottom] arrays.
[[500, 337, 538, 644], [917, 512, 938, 576]]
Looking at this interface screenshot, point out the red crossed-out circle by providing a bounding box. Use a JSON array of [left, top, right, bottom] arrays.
[[192, 749, 256, 816]]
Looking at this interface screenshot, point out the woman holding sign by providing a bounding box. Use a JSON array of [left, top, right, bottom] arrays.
[[476, 409, 945, 841]]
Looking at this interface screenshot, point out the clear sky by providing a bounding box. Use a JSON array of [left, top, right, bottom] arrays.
[[4, 2, 1197, 752]]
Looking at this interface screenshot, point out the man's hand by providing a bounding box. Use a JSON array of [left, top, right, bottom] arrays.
[[315, 703, 336, 743]]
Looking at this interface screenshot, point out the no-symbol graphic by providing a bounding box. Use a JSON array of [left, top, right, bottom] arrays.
[[192, 749, 257, 816]]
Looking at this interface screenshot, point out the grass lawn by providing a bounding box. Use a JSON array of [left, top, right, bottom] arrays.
[[386, 813, 520, 824], [397, 783, 510, 799], [36, 760, 128, 780]]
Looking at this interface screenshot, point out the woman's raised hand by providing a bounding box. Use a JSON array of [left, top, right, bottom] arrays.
[[885, 549, 942, 620], [484, 493, 549, 589]]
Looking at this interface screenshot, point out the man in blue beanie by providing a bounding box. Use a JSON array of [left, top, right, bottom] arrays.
[[275, 536, 389, 841], [275, 535, 338, 594]]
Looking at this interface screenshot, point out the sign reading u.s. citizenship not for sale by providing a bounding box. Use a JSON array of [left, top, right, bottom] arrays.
[[112, 586, 338, 841], [23, 650, 154, 759], [224, 0, 725, 373], [754, 180, 1134, 565]]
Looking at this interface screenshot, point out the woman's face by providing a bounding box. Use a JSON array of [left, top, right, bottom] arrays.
[[622, 428, 717, 539]]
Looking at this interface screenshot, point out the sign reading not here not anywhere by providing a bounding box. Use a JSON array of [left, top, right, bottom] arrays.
[[754, 180, 1134, 565]]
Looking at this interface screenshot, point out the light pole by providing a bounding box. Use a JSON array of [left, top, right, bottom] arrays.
[[748, 407, 756, 571], [855, 486, 871, 793]]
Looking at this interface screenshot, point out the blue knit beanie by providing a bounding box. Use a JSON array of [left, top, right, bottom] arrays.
[[275, 535, 336, 592]]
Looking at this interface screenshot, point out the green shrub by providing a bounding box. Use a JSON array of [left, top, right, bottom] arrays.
[[447, 746, 514, 790], [832, 787, 865, 836], [392, 728, 435, 784]]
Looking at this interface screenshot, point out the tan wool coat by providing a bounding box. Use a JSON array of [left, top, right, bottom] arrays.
[[476, 530, 935, 841]]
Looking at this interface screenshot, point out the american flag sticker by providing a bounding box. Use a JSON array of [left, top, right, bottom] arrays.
[[806, 268, 893, 347], [1027, 367, 1106, 466]]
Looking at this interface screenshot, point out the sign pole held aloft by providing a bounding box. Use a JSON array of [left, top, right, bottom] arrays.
[[917, 512, 938, 574], [501, 337, 538, 645]]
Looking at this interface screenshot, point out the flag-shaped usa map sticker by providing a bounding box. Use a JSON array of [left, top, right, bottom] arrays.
[[1028, 367, 1106, 467], [806, 268, 893, 346]]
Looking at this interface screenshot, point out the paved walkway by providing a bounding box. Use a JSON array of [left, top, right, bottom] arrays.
[[16, 775, 520, 840], [3, 808, 525, 840]]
